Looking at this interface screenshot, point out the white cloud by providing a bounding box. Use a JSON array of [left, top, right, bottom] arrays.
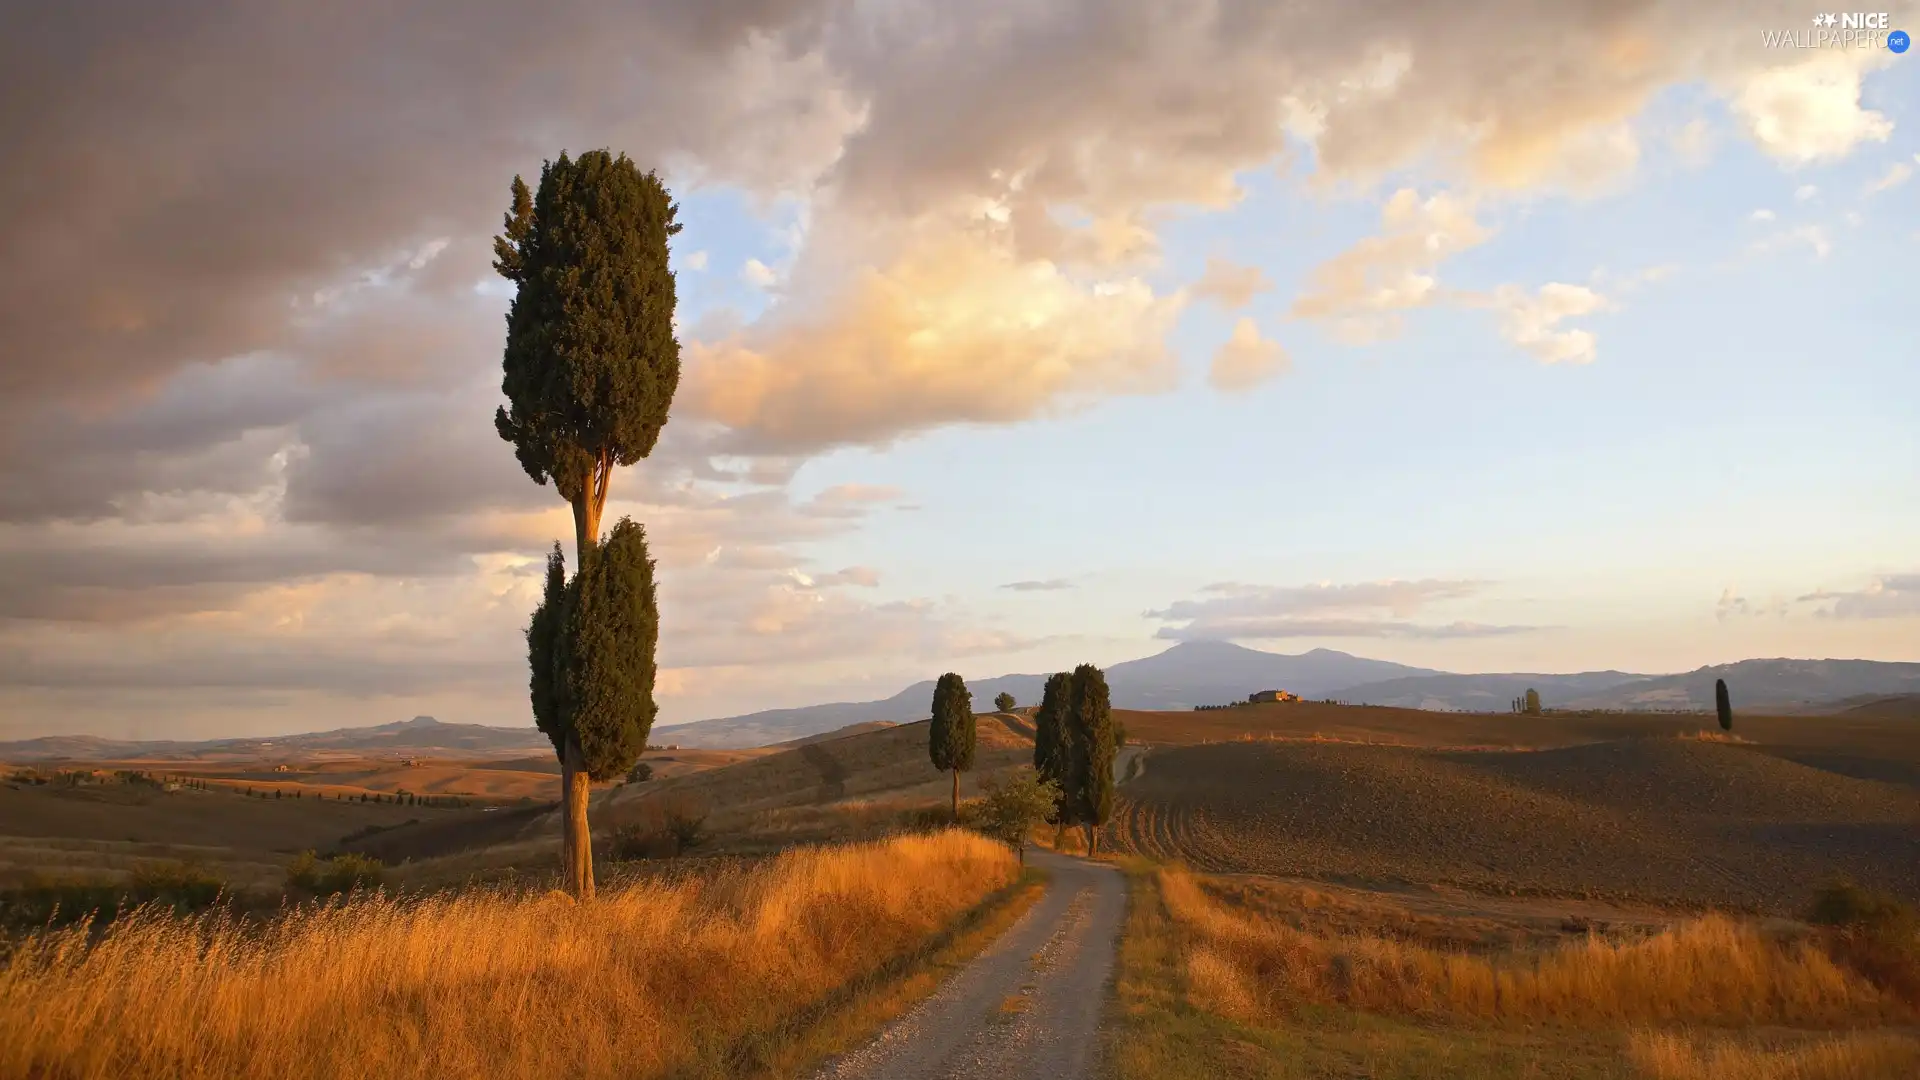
[[1730, 53, 1895, 165], [1865, 162, 1913, 196], [1191, 257, 1274, 310], [1796, 573, 1920, 619], [1795, 184, 1819, 202], [684, 250, 710, 271], [1147, 579, 1543, 641], [1749, 225, 1832, 260], [1484, 283, 1609, 365], [1750, 208, 1777, 222], [1289, 189, 1491, 343], [1666, 118, 1714, 167], [1209, 318, 1292, 393], [741, 258, 778, 288]]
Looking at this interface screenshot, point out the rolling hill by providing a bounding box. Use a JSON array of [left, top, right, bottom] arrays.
[[0, 715, 550, 763]]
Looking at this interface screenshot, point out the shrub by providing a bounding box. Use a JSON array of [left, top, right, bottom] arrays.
[[1807, 880, 1920, 1004], [286, 852, 386, 897], [626, 761, 653, 784], [608, 796, 708, 860], [994, 691, 1016, 712]]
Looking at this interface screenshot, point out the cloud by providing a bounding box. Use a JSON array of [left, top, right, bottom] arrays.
[[1750, 208, 1777, 222], [1795, 184, 1820, 202], [1749, 225, 1832, 260], [1865, 161, 1914, 196], [684, 250, 710, 271], [799, 484, 906, 517], [1209, 318, 1292, 393], [1191, 257, 1274, 310], [683, 224, 1185, 454], [1715, 585, 1788, 621], [1289, 189, 1491, 343], [741, 258, 779, 288], [1731, 53, 1894, 166], [1144, 578, 1544, 641], [1154, 618, 1541, 642], [1001, 579, 1075, 593], [1666, 118, 1714, 167], [1796, 573, 1920, 620], [1483, 282, 1609, 365]]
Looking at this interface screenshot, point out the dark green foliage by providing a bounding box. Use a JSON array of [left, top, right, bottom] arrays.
[[1807, 880, 1920, 1004], [553, 517, 660, 782], [994, 691, 1017, 712], [1032, 671, 1072, 804], [977, 768, 1060, 864], [610, 796, 708, 860], [1715, 678, 1733, 731], [929, 672, 976, 774], [0, 861, 229, 929], [526, 542, 567, 757], [1523, 688, 1542, 716], [286, 851, 385, 897], [626, 761, 654, 784], [1063, 664, 1117, 839], [493, 150, 681, 528]]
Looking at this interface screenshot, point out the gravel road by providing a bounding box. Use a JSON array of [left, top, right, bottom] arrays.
[[809, 850, 1124, 1080]]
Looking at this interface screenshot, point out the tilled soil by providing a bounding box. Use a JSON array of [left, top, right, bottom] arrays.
[[1112, 739, 1920, 912], [809, 850, 1124, 1080]]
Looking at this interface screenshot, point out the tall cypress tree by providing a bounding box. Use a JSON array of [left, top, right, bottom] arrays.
[[1032, 671, 1072, 819], [1715, 678, 1734, 732], [929, 672, 976, 818], [1065, 663, 1116, 856], [494, 150, 680, 898]]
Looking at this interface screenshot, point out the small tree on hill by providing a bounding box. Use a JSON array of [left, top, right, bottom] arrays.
[[978, 767, 1060, 866], [994, 691, 1017, 713], [1523, 688, 1542, 716], [1064, 663, 1117, 856], [627, 761, 654, 784], [1715, 678, 1734, 732], [1032, 671, 1072, 818], [929, 673, 976, 818]]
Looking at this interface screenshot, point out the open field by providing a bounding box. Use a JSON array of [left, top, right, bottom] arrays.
[[1111, 737, 1920, 912], [1107, 863, 1920, 1080], [0, 830, 1018, 1080]]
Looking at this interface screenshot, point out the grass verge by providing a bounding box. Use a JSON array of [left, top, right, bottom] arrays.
[[1106, 862, 1920, 1080], [0, 830, 1015, 1080]]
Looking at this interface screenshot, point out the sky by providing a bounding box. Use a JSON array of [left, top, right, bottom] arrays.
[[0, 1, 1916, 741]]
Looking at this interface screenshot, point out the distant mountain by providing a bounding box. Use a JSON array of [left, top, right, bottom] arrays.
[[1331, 671, 1655, 712], [1559, 659, 1920, 713], [0, 716, 550, 763], [658, 642, 1436, 748], [657, 645, 1920, 748]]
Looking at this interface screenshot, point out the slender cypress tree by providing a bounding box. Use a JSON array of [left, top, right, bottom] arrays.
[[1523, 687, 1542, 716], [1065, 664, 1117, 856], [1032, 671, 1072, 818], [495, 150, 680, 897], [929, 673, 976, 818], [1715, 678, 1734, 732], [548, 518, 661, 898]]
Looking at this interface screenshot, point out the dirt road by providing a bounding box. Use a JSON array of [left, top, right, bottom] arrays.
[[809, 850, 1125, 1080]]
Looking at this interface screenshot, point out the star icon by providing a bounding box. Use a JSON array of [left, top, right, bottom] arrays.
[[1825, 13, 1838, 26], [1813, 13, 1823, 23]]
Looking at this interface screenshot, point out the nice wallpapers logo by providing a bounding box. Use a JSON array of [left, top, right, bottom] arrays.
[[1761, 12, 1910, 51]]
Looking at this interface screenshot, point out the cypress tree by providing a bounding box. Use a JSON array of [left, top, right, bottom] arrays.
[[1065, 664, 1117, 856], [928, 673, 976, 819], [548, 518, 661, 897], [1716, 678, 1734, 732], [495, 151, 680, 898], [1032, 672, 1072, 817], [1523, 687, 1542, 716]]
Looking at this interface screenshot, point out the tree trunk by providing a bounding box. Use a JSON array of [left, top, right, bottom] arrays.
[[570, 452, 614, 564], [1085, 822, 1098, 857], [950, 769, 959, 821], [562, 735, 595, 900]]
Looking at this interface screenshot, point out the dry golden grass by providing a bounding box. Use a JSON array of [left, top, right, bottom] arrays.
[[1628, 1030, 1920, 1079], [0, 830, 1015, 1080], [1673, 729, 1752, 744], [1160, 869, 1905, 1028]]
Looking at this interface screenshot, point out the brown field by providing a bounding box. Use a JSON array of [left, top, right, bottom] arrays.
[[1110, 736, 1920, 912], [0, 830, 1018, 1080], [1109, 863, 1920, 1080], [592, 713, 1039, 850]]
